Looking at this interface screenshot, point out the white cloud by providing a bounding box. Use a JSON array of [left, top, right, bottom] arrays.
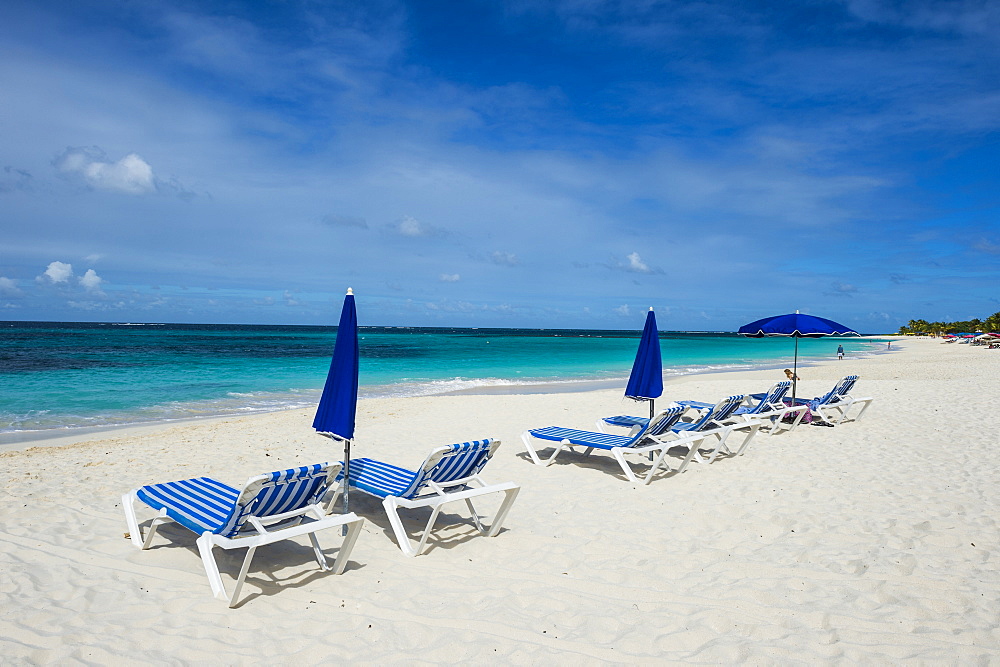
[[79, 269, 104, 294], [39, 261, 73, 284], [395, 215, 446, 238], [398, 215, 424, 236], [55, 147, 156, 194], [627, 252, 650, 273], [616, 251, 655, 274], [84, 253, 104, 263], [0, 277, 23, 296], [439, 273, 460, 282], [491, 251, 520, 266], [615, 304, 631, 316]]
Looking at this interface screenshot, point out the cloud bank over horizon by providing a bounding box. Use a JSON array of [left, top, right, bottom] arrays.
[[0, 0, 998, 330]]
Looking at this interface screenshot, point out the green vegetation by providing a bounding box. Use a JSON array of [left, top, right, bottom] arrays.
[[898, 311, 1000, 335]]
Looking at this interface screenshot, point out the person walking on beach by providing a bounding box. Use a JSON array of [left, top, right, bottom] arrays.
[[837, 344, 844, 360]]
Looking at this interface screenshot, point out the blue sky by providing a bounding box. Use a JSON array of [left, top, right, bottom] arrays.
[[1, 0, 998, 331]]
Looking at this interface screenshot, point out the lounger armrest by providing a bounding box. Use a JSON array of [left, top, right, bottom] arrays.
[[245, 504, 325, 534], [640, 429, 706, 450], [225, 509, 361, 548], [394, 480, 519, 510], [426, 474, 488, 495]]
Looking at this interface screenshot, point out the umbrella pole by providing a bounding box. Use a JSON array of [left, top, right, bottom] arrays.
[[342, 439, 351, 535], [792, 337, 799, 403], [649, 399, 655, 461]]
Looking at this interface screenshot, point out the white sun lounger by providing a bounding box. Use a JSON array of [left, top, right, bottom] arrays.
[[123, 462, 363, 607], [335, 439, 519, 557], [521, 406, 705, 484]]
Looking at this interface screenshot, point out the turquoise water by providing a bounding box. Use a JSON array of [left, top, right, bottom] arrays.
[[0, 322, 881, 434]]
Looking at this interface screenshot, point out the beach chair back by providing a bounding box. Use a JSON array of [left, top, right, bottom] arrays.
[[816, 375, 858, 406], [745, 382, 790, 415], [223, 463, 338, 537], [627, 405, 686, 446], [689, 395, 745, 431], [836, 375, 858, 397], [403, 439, 499, 498]]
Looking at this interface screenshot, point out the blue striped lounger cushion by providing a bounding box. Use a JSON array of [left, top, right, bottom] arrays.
[[528, 426, 634, 450], [136, 477, 240, 535]]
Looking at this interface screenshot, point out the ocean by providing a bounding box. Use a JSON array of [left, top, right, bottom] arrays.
[[0, 321, 882, 437]]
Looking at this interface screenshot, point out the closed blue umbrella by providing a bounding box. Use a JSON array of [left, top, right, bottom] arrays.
[[625, 307, 663, 421], [738, 311, 858, 402], [313, 288, 359, 520]]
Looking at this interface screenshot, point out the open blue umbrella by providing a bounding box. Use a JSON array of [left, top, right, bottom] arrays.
[[738, 311, 858, 402], [313, 288, 359, 520], [625, 307, 663, 421]]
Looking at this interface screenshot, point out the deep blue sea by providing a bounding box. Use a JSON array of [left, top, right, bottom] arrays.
[[0, 321, 882, 436]]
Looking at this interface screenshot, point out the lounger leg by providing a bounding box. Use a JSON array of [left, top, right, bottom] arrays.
[[143, 511, 174, 550], [728, 422, 761, 457], [520, 431, 570, 466], [611, 447, 642, 484], [331, 516, 364, 575], [229, 545, 258, 608], [701, 430, 732, 464], [124, 491, 173, 551], [611, 446, 673, 485], [464, 497, 486, 533], [485, 485, 520, 538], [383, 497, 422, 558], [782, 406, 807, 432], [689, 433, 719, 464], [764, 408, 804, 435], [122, 491, 144, 549], [640, 447, 674, 485], [196, 534, 229, 602], [383, 483, 518, 557], [308, 532, 330, 571], [819, 400, 852, 426], [414, 505, 446, 557], [850, 398, 873, 421], [673, 434, 708, 474], [707, 423, 759, 461]]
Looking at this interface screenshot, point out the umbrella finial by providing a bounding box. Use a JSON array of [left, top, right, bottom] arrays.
[[648, 306, 654, 311], [795, 309, 800, 314], [347, 287, 354, 295]]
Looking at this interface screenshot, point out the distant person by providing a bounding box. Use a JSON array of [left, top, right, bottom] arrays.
[[784, 368, 799, 381], [887, 340, 891, 350], [837, 344, 844, 360]]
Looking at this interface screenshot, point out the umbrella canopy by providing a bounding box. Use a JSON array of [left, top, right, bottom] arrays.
[[313, 288, 359, 522], [625, 307, 663, 420], [738, 312, 858, 339], [738, 311, 858, 403], [313, 288, 359, 440]]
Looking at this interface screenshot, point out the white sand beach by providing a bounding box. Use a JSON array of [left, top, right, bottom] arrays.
[[2, 338, 999, 663]]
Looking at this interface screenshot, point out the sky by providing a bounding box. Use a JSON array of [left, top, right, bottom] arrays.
[[1, 0, 998, 331]]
